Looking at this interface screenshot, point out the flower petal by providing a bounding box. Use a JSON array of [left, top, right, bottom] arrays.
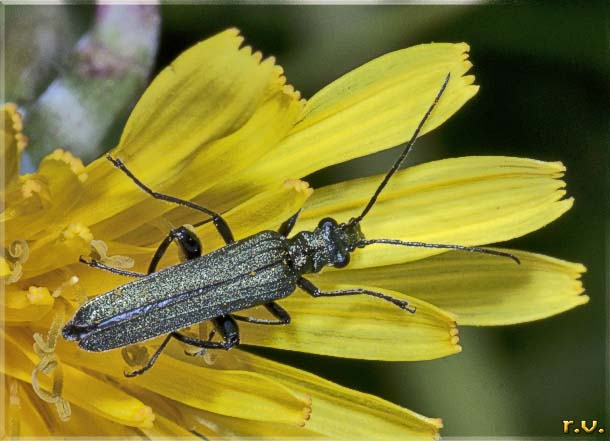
[[180, 406, 322, 438], [221, 350, 443, 440], [59, 341, 312, 426], [229, 43, 477, 196], [4, 331, 155, 428], [241, 285, 460, 361], [69, 28, 303, 243], [320, 249, 587, 325], [62, 404, 141, 437], [121, 178, 312, 251], [141, 414, 201, 439], [296, 156, 572, 268], [22, 223, 92, 279], [193, 179, 312, 253], [3, 149, 88, 241], [123, 387, 221, 438]]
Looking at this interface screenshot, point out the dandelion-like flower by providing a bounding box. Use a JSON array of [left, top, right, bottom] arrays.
[[2, 29, 587, 439]]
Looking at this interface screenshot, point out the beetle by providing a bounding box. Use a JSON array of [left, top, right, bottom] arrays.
[[62, 73, 519, 376]]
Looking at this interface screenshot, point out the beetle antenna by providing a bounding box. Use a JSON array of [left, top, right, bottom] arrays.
[[350, 73, 451, 226], [357, 238, 521, 264]]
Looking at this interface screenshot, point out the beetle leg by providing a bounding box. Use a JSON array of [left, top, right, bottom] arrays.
[[79, 257, 146, 278], [232, 302, 291, 325], [148, 226, 202, 273], [124, 333, 173, 377], [107, 155, 235, 244], [174, 315, 240, 356], [297, 277, 416, 313], [278, 210, 301, 237], [124, 316, 239, 376]]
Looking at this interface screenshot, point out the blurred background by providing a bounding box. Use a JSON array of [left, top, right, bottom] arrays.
[[5, 3, 608, 437]]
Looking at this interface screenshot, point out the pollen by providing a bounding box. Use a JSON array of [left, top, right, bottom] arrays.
[[62, 223, 94, 243], [449, 326, 460, 346], [284, 179, 314, 197], [48, 149, 88, 182], [21, 177, 44, 199], [27, 286, 53, 305], [5, 102, 28, 151], [135, 405, 156, 429], [299, 395, 313, 427]]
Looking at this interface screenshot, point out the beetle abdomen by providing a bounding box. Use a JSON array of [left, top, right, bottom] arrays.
[[66, 231, 297, 351]]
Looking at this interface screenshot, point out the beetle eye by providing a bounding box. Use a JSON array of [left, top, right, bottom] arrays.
[[334, 253, 350, 269], [318, 217, 337, 229]]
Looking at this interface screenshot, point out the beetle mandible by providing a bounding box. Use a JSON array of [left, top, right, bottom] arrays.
[[62, 73, 519, 376]]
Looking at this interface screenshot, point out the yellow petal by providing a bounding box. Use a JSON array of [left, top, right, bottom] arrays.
[[179, 404, 322, 438], [0, 257, 11, 277], [141, 414, 201, 439], [297, 156, 572, 268], [229, 42, 477, 196], [241, 284, 460, 361], [223, 349, 443, 440], [3, 150, 88, 240], [123, 387, 221, 438], [70, 28, 303, 242], [320, 249, 587, 325], [4, 331, 155, 428], [59, 340, 312, 426], [121, 178, 312, 251], [22, 223, 92, 279], [194, 179, 312, 251], [117, 28, 292, 163], [62, 404, 141, 437]]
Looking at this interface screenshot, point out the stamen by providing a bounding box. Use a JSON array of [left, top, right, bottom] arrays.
[[32, 360, 58, 403], [31, 304, 72, 420], [56, 397, 71, 422], [5, 262, 22, 284], [2, 239, 29, 284], [122, 345, 149, 367], [9, 239, 29, 264], [199, 323, 217, 366], [8, 378, 21, 439], [33, 333, 53, 355], [90, 239, 135, 269], [50, 268, 88, 305], [203, 351, 218, 366], [47, 305, 65, 351], [52, 274, 80, 299]]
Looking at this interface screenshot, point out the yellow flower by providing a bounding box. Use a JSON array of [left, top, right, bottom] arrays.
[[1, 29, 587, 439]]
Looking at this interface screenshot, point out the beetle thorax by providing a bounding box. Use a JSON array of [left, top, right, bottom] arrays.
[[287, 217, 364, 274]]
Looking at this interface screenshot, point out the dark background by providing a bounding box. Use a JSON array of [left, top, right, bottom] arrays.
[[8, 3, 609, 437]]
